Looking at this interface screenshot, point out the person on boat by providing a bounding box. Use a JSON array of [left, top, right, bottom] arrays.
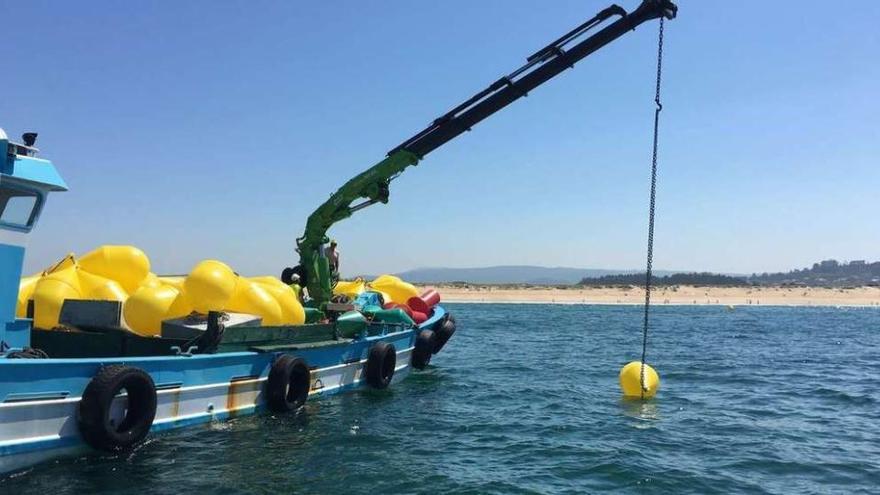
[[286, 272, 305, 303], [324, 239, 340, 284]]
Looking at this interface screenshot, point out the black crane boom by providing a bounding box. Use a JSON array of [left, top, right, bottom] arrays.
[[391, 0, 677, 158]]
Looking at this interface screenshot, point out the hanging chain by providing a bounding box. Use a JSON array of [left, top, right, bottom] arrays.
[[640, 17, 664, 399]]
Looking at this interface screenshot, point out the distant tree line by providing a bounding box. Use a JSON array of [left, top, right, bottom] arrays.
[[747, 259, 880, 287], [577, 259, 880, 287], [578, 272, 747, 287]]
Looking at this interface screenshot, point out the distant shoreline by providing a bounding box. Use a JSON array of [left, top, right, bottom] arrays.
[[421, 284, 880, 308]]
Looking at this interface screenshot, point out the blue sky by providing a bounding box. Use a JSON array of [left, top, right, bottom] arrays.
[[4, 1, 879, 277]]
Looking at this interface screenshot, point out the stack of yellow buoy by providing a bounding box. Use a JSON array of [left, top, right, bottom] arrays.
[[332, 274, 419, 305], [18, 245, 305, 337], [18, 246, 149, 331]]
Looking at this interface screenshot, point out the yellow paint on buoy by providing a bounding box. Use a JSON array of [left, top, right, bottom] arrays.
[[619, 361, 660, 399]]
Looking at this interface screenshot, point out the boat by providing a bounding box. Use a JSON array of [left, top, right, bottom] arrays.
[[0, 130, 457, 474], [0, 0, 676, 476]]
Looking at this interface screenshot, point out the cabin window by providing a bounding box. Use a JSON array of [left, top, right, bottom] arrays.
[[0, 186, 40, 229]]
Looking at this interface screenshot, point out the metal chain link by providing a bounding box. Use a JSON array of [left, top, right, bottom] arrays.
[[640, 17, 664, 399]]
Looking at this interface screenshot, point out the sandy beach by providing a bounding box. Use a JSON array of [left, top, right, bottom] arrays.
[[425, 285, 880, 307]]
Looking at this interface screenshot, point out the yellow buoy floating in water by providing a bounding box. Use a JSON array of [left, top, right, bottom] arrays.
[[619, 361, 660, 399]]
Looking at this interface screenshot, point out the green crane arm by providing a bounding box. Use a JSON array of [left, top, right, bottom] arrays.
[[290, 0, 677, 306], [294, 150, 420, 304]]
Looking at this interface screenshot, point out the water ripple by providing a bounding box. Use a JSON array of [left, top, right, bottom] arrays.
[[2, 305, 879, 493]]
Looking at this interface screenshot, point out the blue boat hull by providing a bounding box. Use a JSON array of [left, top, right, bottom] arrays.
[[0, 306, 447, 474]]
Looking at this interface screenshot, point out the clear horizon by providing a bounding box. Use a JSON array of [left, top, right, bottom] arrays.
[[5, 1, 878, 278]]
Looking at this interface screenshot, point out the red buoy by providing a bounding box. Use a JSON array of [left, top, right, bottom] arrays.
[[410, 310, 428, 324], [407, 289, 441, 314], [383, 302, 414, 318]]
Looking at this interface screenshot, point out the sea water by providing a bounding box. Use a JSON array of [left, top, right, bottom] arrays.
[[4, 304, 879, 494]]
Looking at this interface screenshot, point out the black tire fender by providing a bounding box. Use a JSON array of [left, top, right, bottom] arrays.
[[77, 365, 157, 451], [365, 342, 396, 389], [267, 355, 311, 412], [433, 316, 456, 354], [411, 330, 436, 370]]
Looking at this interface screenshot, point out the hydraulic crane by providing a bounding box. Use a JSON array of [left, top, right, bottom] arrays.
[[284, 0, 678, 307]]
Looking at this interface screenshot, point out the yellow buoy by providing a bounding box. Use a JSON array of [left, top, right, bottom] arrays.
[[251, 279, 306, 325], [16, 275, 40, 318], [246, 276, 284, 290], [138, 272, 163, 289], [225, 279, 284, 325], [78, 245, 151, 294], [157, 275, 185, 290], [368, 274, 419, 305], [123, 284, 192, 337], [334, 278, 366, 299], [619, 361, 660, 399], [32, 266, 83, 329], [183, 260, 237, 313], [77, 269, 128, 301]]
